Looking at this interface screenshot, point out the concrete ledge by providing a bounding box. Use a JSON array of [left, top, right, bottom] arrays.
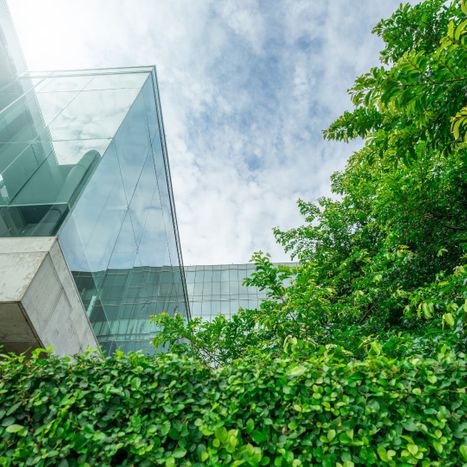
[[0, 236, 98, 355]]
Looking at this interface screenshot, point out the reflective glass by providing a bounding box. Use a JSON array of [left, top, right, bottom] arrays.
[[38, 75, 93, 92], [48, 88, 140, 140], [0, 70, 146, 237], [1, 65, 189, 353], [55, 69, 189, 353], [184, 263, 296, 320], [114, 82, 151, 200], [35, 91, 79, 126], [86, 73, 148, 90]]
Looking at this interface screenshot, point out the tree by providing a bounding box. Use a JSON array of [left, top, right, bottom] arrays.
[[154, 0, 466, 365]]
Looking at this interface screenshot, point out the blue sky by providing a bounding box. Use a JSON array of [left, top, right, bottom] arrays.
[[8, 0, 413, 264]]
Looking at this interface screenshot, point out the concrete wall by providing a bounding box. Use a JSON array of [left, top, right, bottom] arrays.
[[0, 237, 98, 355]]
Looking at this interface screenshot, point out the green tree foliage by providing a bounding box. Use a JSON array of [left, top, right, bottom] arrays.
[[0, 347, 465, 466], [154, 0, 467, 364]]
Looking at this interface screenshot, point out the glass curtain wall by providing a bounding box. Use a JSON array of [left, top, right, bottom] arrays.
[[0, 69, 148, 236], [185, 264, 269, 320], [0, 0, 27, 108], [185, 263, 297, 320], [0, 66, 190, 353]]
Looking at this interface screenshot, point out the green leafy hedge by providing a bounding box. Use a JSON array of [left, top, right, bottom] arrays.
[[1, 346, 465, 466]]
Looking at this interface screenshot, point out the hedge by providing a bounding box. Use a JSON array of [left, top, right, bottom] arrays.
[[0, 347, 465, 466]]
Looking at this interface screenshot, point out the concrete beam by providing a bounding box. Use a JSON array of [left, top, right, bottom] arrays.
[[0, 237, 98, 355]]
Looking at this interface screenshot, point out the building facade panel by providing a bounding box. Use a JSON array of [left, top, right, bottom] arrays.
[[0, 11, 190, 355], [185, 263, 296, 321], [185, 264, 269, 321], [54, 69, 190, 354]]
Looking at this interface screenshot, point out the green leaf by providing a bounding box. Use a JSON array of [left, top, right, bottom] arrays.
[[131, 377, 142, 390], [447, 20, 455, 39], [160, 421, 171, 436], [246, 419, 255, 432], [377, 446, 389, 462], [432, 441, 443, 454], [442, 313, 454, 327], [1, 416, 15, 427], [6, 424, 25, 435], [173, 448, 186, 459], [407, 444, 418, 456], [460, 445, 467, 462], [287, 365, 307, 377], [215, 426, 228, 443]]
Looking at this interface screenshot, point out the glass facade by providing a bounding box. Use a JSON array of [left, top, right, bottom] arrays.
[[185, 263, 297, 320], [0, 65, 190, 353], [184, 264, 270, 320], [0, 0, 26, 107]]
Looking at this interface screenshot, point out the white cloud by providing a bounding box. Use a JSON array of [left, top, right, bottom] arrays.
[[7, 0, 414, 264]]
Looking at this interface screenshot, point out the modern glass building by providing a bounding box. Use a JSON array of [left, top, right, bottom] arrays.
[[0, 41, 190, 353], [185, 264, 269, 320], [185, 263, 296, 321]]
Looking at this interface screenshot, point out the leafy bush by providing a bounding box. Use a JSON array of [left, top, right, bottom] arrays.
[[0, 346, 466, 466]]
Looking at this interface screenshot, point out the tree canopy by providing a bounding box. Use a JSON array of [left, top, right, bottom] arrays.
[[154, 0, 467, 366]]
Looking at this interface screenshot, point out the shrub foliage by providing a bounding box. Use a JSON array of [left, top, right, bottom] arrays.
[[0, 347, 466, 466]]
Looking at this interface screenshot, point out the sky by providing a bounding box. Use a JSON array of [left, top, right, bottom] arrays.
[[7, 0, 411, 265]]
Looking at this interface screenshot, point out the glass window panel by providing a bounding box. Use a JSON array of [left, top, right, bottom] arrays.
[[128, 152, 157, 248], [59, 143, 127, 288], [0, 93, 48, 143], [48, 88, 139, 141], [141, 74, 159, 142], [51, 139, 110, 165], [195, 269, 204, 283], [203, 269, 213, 282], [133, 204, 171, 269], [220, 301, 230, 314], [192, 302, 202, 318], [114, 86, 152, 199], [201, 303, 212, 319], [210, 301, 221, 315], [220, 281, 229, 294], [239, 300, 249, 310], [0, 141, 39, 173], [187, 281, 195, 296], [0, 141, 52, 203], [11, 154, 87, 206], [35, 91, 79, 127], [159, 270, 172, 283], [0, 78, 38, 112], [212, 269, 221, 282], [151, 126, 179, 267], [184, 271, 195, 283], [38, 75, 93, 92], [203, 280, 212, 296], [86, 73, 149, 90], [107, 211, 137, 270], [229, 268, 238, 281], [193, 282, 204, 297]]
